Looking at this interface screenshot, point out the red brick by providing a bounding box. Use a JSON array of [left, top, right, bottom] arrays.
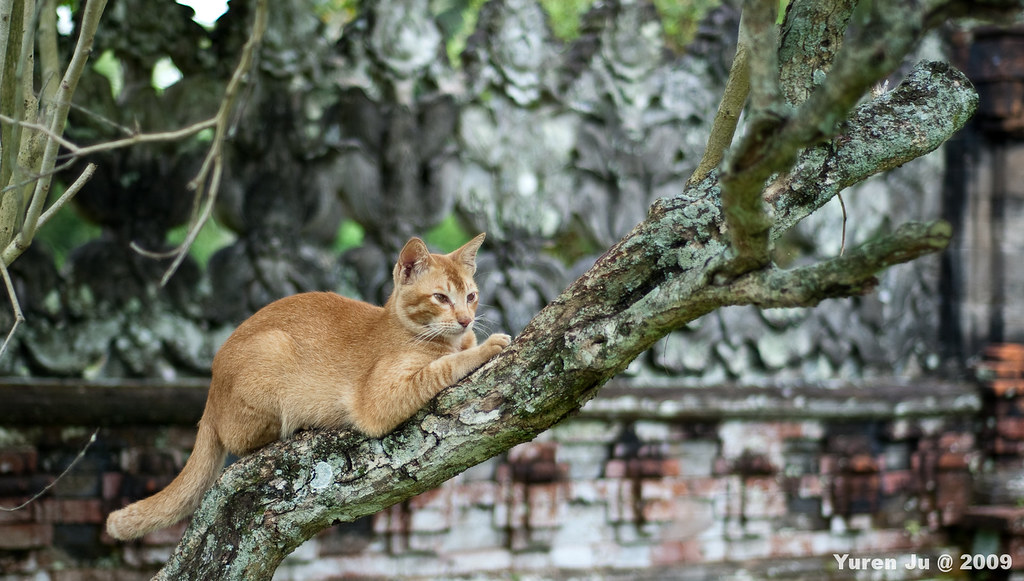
[[0, 523, 53, 549], [140, 520, 187, 546], [992, 437, 1024, 455], [938, 432, 976, 452], [652, 539, 703, 565], [680, 476, 731, 499], [0, 498, 35, 523], [526, 482, 566, 529], [640, 478, 688, 501], [819, 454, 839, 475], [992, 379, 1024, 396], [880, 470, 913, 496], [604, 459, 627, 479], [743, 477, 787, 518], [407, 487, 448, 511], [935, 470, 971, 526], [508, 442, 557, 464], [0, 447, 37, 474], [796, 474, 823, 498], [984, 360, 1024, 377], [451, 480, 497, 507], [847, 453, 879, 473], [1006, 535, 1024, 569], [36, 498, 105, 524], [985, 343, 1024, 362], [659, 458, 682, 477], [998, 417, 1024, 440], [641, 498, 677, 522], [937, 452, 970, 470]]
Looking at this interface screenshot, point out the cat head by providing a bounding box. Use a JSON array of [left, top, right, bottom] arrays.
[[389, 233, 486, 342]]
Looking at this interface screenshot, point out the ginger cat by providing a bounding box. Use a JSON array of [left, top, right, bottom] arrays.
[[106, 234, 511, 540]]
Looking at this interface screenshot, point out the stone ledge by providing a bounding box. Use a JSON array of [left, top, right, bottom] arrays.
[[585, 380, 982, 421], [0, 377, 981, 426], [0, 378, 209, 426]]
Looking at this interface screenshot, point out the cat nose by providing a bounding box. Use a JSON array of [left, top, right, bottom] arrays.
[[457, 316, 473, 328]]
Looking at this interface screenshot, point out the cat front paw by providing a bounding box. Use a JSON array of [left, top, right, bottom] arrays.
[[482, 333, 512, 353]]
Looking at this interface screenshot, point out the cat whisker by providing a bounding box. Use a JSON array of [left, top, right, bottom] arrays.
[[472, 315, 500, 335], [411, 326, 443, 345]]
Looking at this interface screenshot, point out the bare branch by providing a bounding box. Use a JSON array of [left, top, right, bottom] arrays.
[[36, 0, 59, 109], [742, 0, 780, 114], [0, 113, 78, 152], [767, 61, 978, 239], [37, 162, 96, 229], [0, 258, 23, 359], [716, 1, 782, 276], [716, 0, 988, 281], [726, 221, 952, 309], [0, 429, 98, 511], [687, 11, 749, 188], [68, 118, 218, 159], [140, 0, 269, 286], [2, 0, 108, 267], [777, 0, 856, 106]]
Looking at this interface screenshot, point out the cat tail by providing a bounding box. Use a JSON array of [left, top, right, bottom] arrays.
[[106, 418, 227, 540]]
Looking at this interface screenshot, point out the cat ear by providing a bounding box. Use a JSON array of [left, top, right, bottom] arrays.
[[395, 237, 431, 284], [449, 233, 485, 274]]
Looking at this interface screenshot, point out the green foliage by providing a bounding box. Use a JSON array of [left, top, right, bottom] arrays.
[[424, 214, 472, 252], [332, 219, 365, 253], [35, 197, 101, 269], [166, 219, 236, 268], [538, 0, 592, 40], [653, 0, 721, 51], [92, 49, 124, 99]]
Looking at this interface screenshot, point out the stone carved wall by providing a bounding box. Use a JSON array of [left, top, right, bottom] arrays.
[[0, 0, 948, 385]]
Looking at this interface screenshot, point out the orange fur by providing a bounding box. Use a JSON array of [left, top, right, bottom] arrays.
[[105, 234, 510, 540]]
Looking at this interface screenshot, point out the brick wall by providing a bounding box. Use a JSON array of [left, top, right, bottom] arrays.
[[0, 376, 1002, 580]]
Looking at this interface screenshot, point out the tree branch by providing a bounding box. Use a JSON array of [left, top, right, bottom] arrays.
[[133, 0, 268, 286], [766, 60, 978, 238], [777, 0, 856, 106], [727, 220, 952, 309], [715, 0, 1002, 280], [156, 48, 982, 581], [1, 0, 107, 267], [687, 11, 749, 188]]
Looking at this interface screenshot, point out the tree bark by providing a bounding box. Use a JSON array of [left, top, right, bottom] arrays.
[[156, 0, 1024, 577]]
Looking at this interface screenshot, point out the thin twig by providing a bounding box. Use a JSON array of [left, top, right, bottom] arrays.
[[0, 429, 99, 511], [134, 0, 268, 286], [2, 0, 39, 191], [0, 113, 219, 163], [0, 113, 79, 151], [687, 11, 750, 187], [37, 162, 96, 229], [838, 192, 847, 256], [0, 258, 24, 359], [0, 156, 77, 195], [1, 0, 108, 267], [0, 0, 15, 173], [0, 163, 93, 355], [61, 118, 218, 160]]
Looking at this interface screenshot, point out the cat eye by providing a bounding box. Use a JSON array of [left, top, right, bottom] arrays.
[[467, 292, 478, 303], [433, 293, 451, 304]]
